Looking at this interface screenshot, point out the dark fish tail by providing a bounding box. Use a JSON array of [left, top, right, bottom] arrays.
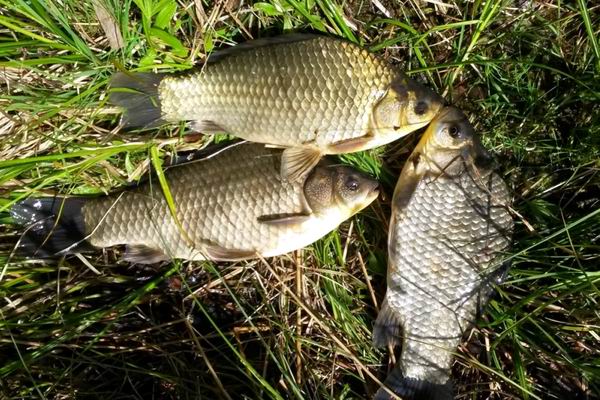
[[374, 368, 452, 400], [10, 197, 93, 258], [109, 72, 166, 129]]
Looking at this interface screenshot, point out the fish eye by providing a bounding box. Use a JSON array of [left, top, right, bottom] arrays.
[[447, 124, 460, 138], [414, 101, 428, 115], [345, 176, 360, 192]]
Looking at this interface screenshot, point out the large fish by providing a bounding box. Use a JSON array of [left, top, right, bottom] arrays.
[[11, 142, 379, 263], [110, 34, 444, 181], [373, 107, 513, 399]]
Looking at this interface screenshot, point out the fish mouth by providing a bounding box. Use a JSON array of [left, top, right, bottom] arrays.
[[469, 138, 494, 168], [367, 182, 381, 201]]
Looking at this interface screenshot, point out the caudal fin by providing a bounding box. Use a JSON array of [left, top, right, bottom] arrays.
[[374, 368, 452, 400], [10, 197, 93, 258], [110, 72, 166, 129]]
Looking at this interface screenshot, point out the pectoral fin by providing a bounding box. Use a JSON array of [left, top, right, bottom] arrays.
[[257, 213, 311, 226], [392, 151, 425, 211], [373, 299, 403, 348], [200, 241, 257, 261], [280, 147, 322, 182], [328, 136, 374, 153], [123, 244, 169, 264]]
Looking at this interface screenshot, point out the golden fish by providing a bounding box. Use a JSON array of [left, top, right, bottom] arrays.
[[110, 34, 444, 181], [11, 142, 379, 263]]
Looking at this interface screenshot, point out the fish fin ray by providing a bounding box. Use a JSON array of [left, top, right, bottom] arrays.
[[110, 72, 166, 129], [281, 147, 322, 182], [207, 34, 321, 63], [327, 136, 373, 153], [391, 151, 425, 212], [200, 242, 257, 261], [374, 369, 453, 400], [11, 197, 93, 258], [257, 213, 311, 226], [189, 120, 226, 133], [373, 299, 403, 348], [123, 244, 169, 264]]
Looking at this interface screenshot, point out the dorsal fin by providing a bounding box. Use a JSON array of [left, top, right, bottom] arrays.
[[206, 33, 322, 63]]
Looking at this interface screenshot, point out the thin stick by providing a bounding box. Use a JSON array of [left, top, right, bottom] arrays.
[[357, 252, 379, 311]]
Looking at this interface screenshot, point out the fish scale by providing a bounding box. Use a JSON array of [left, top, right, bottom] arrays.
[[111, 35, 443, 181], [389, 170, 512, 385], [158, 36, 396, 146], [61, 143, 379, 262], [81, 145, 305, 259], [374, 107, 513, 400]]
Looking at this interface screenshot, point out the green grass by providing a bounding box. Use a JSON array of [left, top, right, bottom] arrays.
[[1, 0, 599, 399]]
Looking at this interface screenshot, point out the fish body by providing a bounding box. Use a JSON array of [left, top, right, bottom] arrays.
[[373, 107, 513, 400], [11, 143, 379, 263], [110, 35, 444, 180]]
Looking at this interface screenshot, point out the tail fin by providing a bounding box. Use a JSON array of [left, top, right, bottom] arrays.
[[109, 72, 166, 129], [374, 368, 452, 400], [10, 197, 93, 258]]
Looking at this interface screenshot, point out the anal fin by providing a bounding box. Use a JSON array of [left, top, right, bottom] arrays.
[[281, 147, 322, 182], [123, 244, 169, 264], [373, 299, 403, 348], [201, 241, 257, 261], [190, 120, 226, 133]]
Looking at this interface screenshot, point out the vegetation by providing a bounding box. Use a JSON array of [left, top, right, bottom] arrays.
[[1, 0, 599, 398]]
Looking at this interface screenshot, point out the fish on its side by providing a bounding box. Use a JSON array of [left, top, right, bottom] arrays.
[[110, 34, 444, 181], [11, 142, 379, 263], [373, 107, 513, 400]]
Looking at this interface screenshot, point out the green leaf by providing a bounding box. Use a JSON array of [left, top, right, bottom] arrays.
[[253, 2, 280, 16], [139, 47, 157, 67], [149, 145, 192, 247], [149, 27, 188, 57], [154, 0, 177, 30]]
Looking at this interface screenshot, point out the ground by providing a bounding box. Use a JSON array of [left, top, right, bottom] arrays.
[[0, 0, 599, 399]]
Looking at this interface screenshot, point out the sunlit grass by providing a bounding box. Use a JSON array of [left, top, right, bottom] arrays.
[[1, 0, 599, 399]]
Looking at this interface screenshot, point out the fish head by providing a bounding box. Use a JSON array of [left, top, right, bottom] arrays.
[[372, 80, 444, 141], [304, 165, 379, 216], [401, 81, 445, 128], [418, 106, 492, 173]]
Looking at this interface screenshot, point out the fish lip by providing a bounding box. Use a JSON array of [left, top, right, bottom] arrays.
[[369, 182, 381, 199]]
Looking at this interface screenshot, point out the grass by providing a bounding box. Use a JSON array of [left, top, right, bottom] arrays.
[[0, 0, 599, 399]]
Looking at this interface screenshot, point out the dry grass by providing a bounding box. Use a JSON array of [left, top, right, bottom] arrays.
[[1, 0, 599, 399]]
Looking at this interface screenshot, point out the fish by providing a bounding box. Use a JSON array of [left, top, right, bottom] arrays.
[[10, 142, 380, 263], [373, 107, 513, 400], [109, 34, 444, 181]]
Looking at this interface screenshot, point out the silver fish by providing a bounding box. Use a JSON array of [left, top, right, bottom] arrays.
[[373, 107, 513, 399]]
